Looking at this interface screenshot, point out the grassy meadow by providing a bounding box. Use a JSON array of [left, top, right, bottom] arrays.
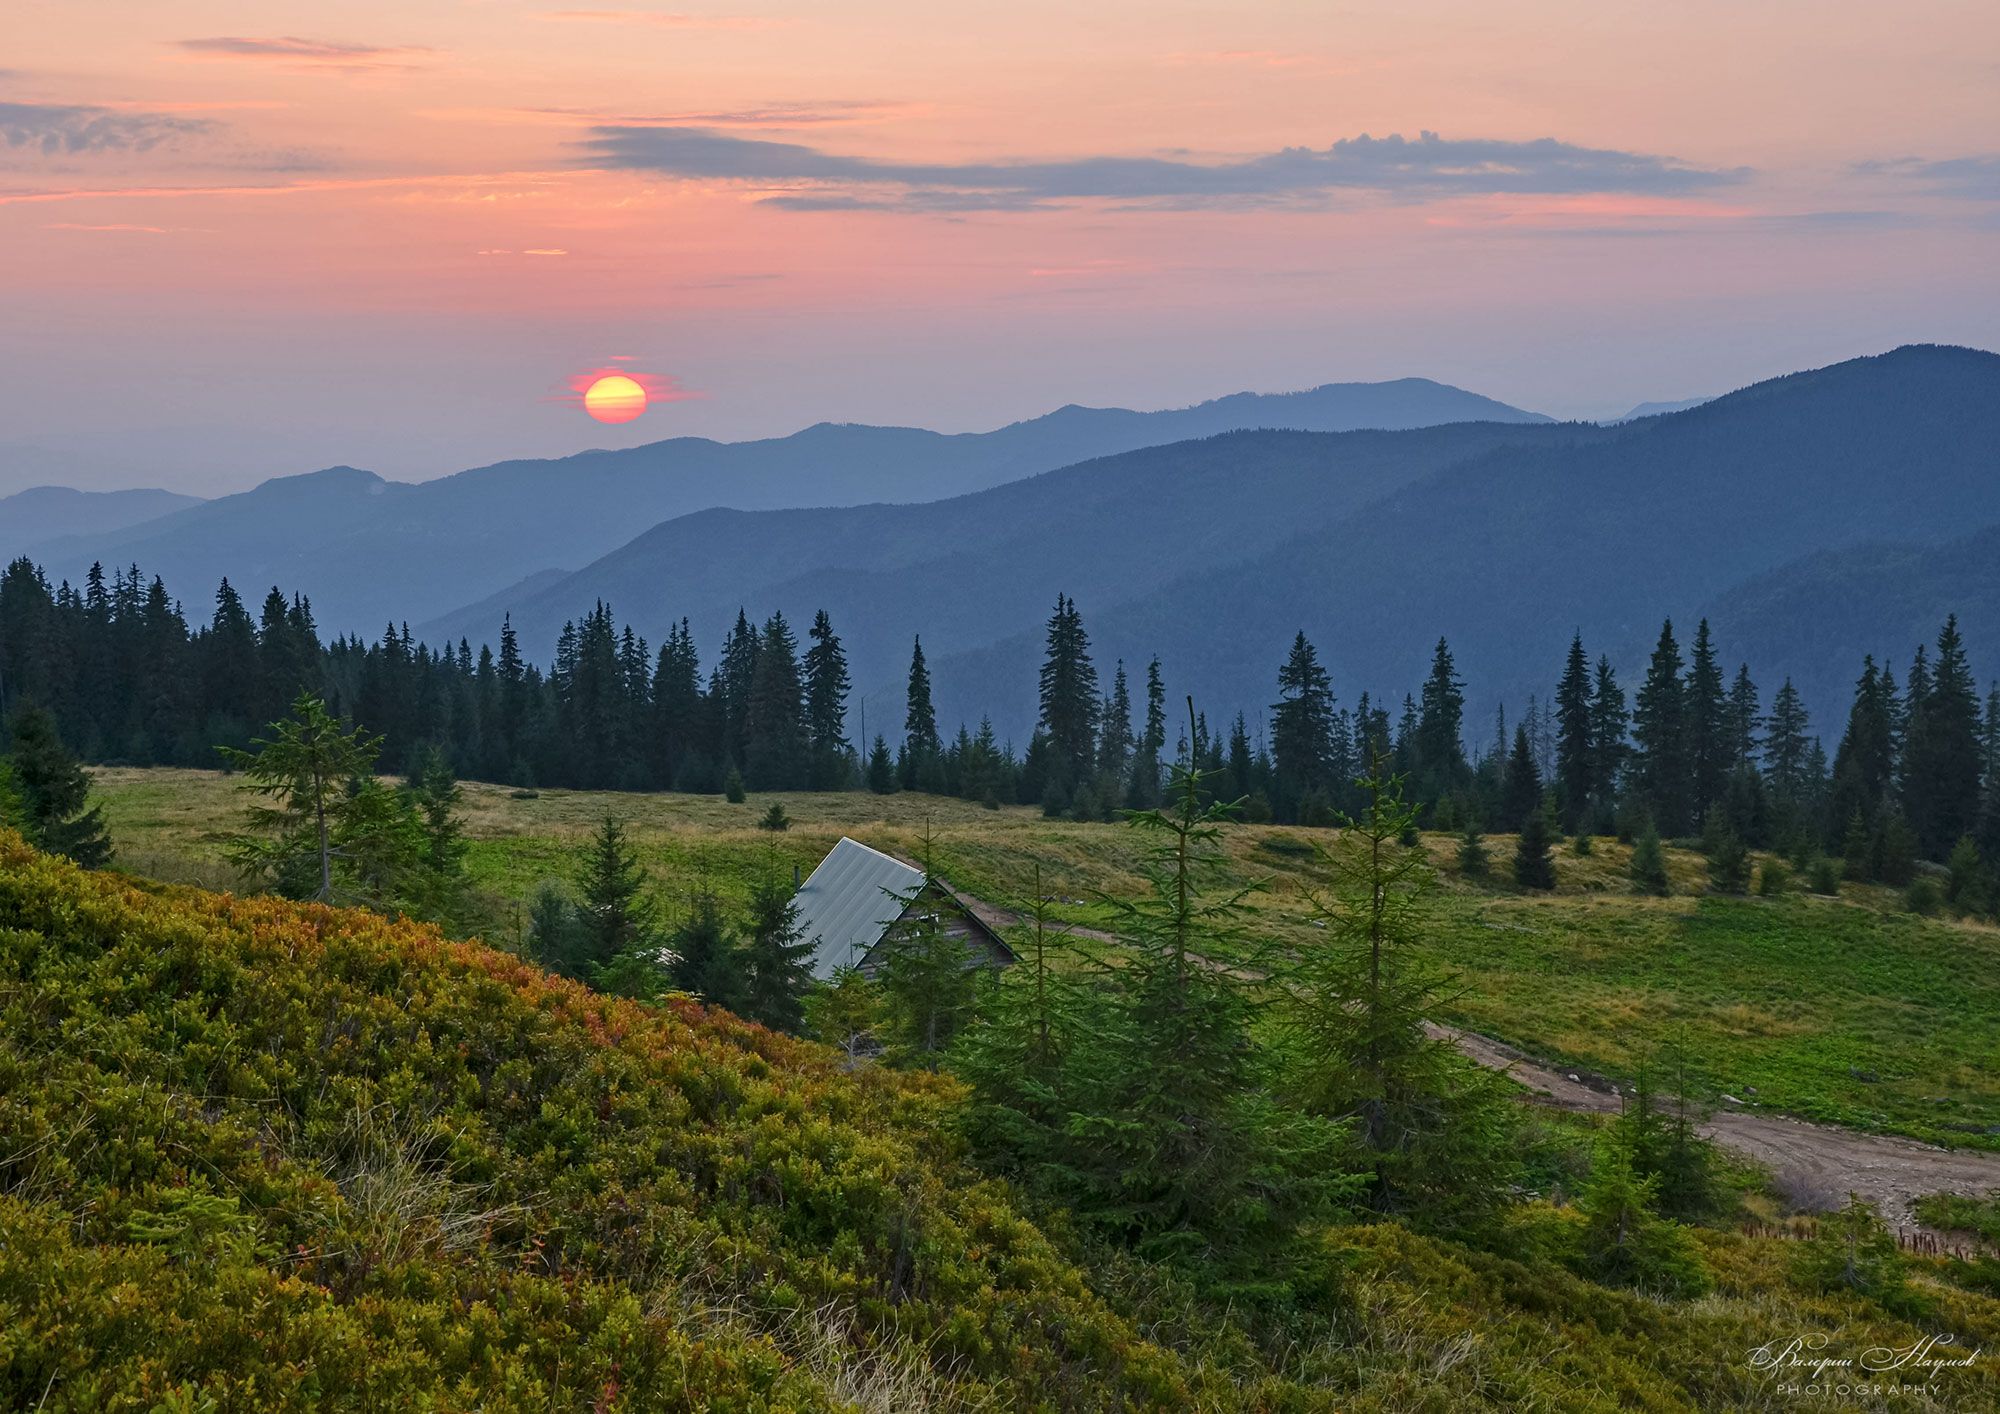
[[91, 765, 2000, 1151]]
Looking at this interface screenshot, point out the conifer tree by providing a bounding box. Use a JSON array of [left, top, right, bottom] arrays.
[[220, 694, 383, 903], [1287, 767, 1515, 1229], [1125, 657, 1167, 809], [803, 609, 852, 789], [1904, 615, 1982, 858], [1514, 802, 1557, 890], [744, 611, 808, 790], [669, 886, 744, 1011], [1633, 620, 1690, 835], [1763, 679, 1812, 802], [3, 704, 112, 867], [571, 814, 659, 981], [1588, 655, 1629, 825], [952, 864, 1086, 1186], [1629, 824, 1670, 895], [874, 849, 975, 1068], [1501, 724, 1542, 829], [1828, 657, 1896, 843], [1554, 633, 1594, 832], [1036, 595, 1099, 789], [1413, 637, 1468, 811], [1456, 821, 1489, 880], [740, 874, 815, 1033], [866, 734, 897, 794], [1097, 660, 1134, 790], [1684, 620, 1729, 826], [1070, 712, 1348, 1278], [1270, 631, 1335, 823], [901, 636, 940, 789], [1723, 663, 1761, 769], [1573, 1128, 1708, 1295]]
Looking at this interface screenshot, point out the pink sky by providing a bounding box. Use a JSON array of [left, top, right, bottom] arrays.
[[4, 0, 1998, 492]]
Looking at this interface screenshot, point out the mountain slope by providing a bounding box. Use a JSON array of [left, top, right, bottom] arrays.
[[417, 345, 2000, 739], [418, 420, 1578, 661], [10, 834, 1997, 1409], [23, 378, 1545, 634], [940, 344, 2000, 734], [0, 831, 1202, 1409], [0, 485, 203, 561], [1701, 521, 2000, 720], [922, 345, 2000, 736]]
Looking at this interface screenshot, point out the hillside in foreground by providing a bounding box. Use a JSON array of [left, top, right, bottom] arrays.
[[7, 830, 2000, 1410]]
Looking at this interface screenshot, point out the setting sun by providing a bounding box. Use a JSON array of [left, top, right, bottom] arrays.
[[582, 373, 647, 424]]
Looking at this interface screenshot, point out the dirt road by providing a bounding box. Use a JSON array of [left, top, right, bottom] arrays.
[[949, 882, 2000, 1228], [1433, 1025, 2000, 1227]]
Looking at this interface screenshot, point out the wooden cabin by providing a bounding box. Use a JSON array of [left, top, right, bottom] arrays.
[[792, 836, 1014, 982]]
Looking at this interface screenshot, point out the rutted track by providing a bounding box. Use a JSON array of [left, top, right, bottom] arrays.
[[951, 886, 2000, 1227]]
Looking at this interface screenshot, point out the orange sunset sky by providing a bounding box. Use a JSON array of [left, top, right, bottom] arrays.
[[4, 0, 1998, 492]]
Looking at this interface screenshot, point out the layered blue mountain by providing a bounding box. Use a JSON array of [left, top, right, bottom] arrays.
[[18, 377, 1545, 633], [415, 345, 2000, 741], [0, 486, 203, 562]]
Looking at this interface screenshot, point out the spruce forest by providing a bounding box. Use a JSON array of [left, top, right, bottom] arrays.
[[5, 556, 1997, 896]]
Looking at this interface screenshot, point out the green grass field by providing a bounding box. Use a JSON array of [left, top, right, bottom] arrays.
[[92, 766, 2000, 1150]]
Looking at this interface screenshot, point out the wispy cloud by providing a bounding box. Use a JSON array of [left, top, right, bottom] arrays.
[[534, 10, 780, 29], [421, 99, 918, 130], [45, 221, 178, 233], [0, 101, 213, 157], [171, 37, 433, 72], [1856, 153, 2000, 201], [575, 126, 1749, 211]]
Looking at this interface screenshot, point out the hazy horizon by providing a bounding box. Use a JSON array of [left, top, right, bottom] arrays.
[[7, 0, 1998, 495]]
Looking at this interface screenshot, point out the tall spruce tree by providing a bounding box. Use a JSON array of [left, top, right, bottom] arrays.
[[1554, 633, 1595, 832], [1501, 724, 1543, 829], [1270, 631, 1336, 823], [1828, 657, 1896, 843], [901, 636, 941, 790], [802, 609, 852, 790], [1904, 615, 1982, 858], [1684, 620, 1728, 826], [1413, 637, 1468, 814], [743, 611, 808, 791], [1633, 620, 1690, 834], [1036, 594, 1099, 790], [1588, 655, 1629, 825]]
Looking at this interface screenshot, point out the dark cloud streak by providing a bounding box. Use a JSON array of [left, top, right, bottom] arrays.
[[1857, 154, 2000, 201], [577, 126, 1748, 210], [0, 101, 213, 157]]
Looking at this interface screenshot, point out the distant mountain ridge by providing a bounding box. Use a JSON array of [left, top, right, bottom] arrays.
[[0, 486, 204, 562], [416, 344, 2000, 741], [19, 376, 1547, 632]]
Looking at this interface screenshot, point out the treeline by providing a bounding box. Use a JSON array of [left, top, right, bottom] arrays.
[[3, 555, 1997, 875]]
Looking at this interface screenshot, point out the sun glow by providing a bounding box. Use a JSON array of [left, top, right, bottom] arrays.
[[582, 373, 648, 423]]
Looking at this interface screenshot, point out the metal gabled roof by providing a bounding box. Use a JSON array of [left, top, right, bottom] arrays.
[[793, 836, 925, 981]]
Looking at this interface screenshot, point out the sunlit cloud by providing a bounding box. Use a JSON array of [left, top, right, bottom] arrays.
[[533, 10, 782, 29], [0, 100, 214, 157], [170, 37, 434, 73], [418, 99, 919, 130], [44, 221, 180, 233], [577, 126, 1750, 212]]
